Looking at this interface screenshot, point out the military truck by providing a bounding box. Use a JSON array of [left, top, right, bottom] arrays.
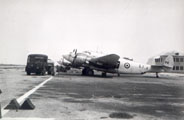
[[46, 59, 55, 76], [25, 54, 48, 75]]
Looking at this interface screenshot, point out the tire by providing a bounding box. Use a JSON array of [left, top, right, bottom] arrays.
[[41, 68, 46, 75], [36, 72, 40, 75], [41, 71, 45, 75], [52, 72, 55, 76], [82, 69, 87, 76], [27, 72, 31, 75], [87, 69, 94, 76], [82, 68, 94, 76], [48, 71, 51, 75]]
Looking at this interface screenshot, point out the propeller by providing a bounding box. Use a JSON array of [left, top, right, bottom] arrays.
[[72, 49, 77, 55], [72, 49, 78, 66], [75, 49, 77, 55], [62, 57, 64, 64]]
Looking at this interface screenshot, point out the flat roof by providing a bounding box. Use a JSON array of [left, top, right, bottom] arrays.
[[28, 54, 48, 57], [160, 55, 184, 57]]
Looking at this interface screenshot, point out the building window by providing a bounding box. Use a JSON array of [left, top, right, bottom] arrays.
[[180, 66, 184, 71], [155, 59, 160, 63], [173, 66, 175, 70], [176, 58, 179, 62], [174, 58, 176, 62], [180, 58, 184, 62], [176, 66, 179, 70], [157, 58, 160, 62]]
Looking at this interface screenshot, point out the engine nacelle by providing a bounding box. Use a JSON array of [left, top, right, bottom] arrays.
[[62, 59, 71, 66], [73, 54, 88, 67]]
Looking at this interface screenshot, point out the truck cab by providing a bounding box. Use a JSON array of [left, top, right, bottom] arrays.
[[46, 59, 55, 76], [25, 54, 48, 75]]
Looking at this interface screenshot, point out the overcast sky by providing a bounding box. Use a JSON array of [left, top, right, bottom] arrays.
[[0, 0, 184, 65]]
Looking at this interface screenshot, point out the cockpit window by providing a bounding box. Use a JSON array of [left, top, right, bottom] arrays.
[[84, 51, 91, 55], [29, 56, 47, 63]]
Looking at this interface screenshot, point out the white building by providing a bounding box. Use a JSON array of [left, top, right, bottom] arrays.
[[155, 53, 184, 73]]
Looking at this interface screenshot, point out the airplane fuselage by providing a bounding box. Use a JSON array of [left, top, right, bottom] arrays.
[[117, 59, 151, 74]]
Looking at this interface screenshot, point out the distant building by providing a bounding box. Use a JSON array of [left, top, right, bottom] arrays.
[[155, 53, 184, 73]]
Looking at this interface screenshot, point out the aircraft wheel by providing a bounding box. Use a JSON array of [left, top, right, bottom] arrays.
[[87, 69, 94, 76], [82, 68, 87, 76]]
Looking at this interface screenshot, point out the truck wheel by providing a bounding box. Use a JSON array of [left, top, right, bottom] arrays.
[[52, 72, 55, 76], [41, 71, 45, 75], [27, 72, 31, 75], [36, 72, 40, 75]]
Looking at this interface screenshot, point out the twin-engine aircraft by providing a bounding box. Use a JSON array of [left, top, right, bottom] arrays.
[[58, 49, 174, 77]]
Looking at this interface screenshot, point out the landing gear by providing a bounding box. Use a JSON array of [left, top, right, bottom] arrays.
[[87, 69, 94, 76], [102, 72, 107, 77], [156, 72, 159, 78], [27, 72, 31, 75], [82, 68, 94, 76], [82, 69, 86, 75]]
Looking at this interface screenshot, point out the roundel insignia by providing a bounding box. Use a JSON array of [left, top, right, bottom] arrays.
[[124, 62, 130, 69]]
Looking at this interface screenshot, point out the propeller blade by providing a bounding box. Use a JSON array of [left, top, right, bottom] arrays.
[[62, 57, 64, 63], [75, 49, 77, 55]]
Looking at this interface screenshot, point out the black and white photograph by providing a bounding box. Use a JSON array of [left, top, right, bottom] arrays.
[[0, 0, 184, 120]]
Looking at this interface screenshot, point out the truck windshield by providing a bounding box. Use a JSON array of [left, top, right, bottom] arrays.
[[28, 56, 47, 63]]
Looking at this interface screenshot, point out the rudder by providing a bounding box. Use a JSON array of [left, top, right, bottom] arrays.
[[163, 55, 174, 68]]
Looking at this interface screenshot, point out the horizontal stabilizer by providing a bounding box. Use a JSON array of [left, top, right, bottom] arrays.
[[150, 55, 174, 72]]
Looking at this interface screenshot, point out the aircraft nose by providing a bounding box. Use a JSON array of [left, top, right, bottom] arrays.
[[62, 54, 69, 60]]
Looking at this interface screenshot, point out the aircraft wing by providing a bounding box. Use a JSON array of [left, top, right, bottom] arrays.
[[89, 54, 120, 68]]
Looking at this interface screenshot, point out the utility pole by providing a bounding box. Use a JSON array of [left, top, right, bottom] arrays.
[[0, 89, 2, 119], [0, 103, 2, 119]]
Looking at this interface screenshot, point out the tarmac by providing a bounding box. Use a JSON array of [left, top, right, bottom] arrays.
[[0, 66, 184, 120]]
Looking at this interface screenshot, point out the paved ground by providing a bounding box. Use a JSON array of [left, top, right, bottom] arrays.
[[0, 66, 50, 108], [1, 66, 184, 120]]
